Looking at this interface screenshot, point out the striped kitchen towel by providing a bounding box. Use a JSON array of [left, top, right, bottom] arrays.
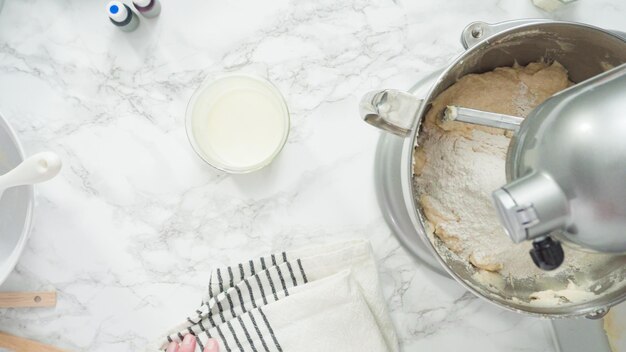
[[158, 240, 399, 352]]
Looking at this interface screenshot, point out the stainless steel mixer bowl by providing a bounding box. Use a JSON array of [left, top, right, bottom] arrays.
[[360, 20, 626, 318]]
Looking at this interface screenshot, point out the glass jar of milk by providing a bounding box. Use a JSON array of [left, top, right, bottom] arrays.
[[186, 74, 290, 173]]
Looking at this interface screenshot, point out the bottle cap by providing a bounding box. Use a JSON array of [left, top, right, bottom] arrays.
[[133, 0, 152, 7], [107, 1, 129, 23]]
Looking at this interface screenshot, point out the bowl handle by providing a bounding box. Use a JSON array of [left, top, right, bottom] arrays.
[[359, 89, 423, 137], [460, 19, 552, 49]]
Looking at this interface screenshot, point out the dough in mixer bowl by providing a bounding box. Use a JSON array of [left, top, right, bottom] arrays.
[[413, 61, 599, 279]]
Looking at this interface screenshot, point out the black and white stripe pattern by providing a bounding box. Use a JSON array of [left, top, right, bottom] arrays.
[[165, 252, 309, 352], [193, 307, 283, 352]]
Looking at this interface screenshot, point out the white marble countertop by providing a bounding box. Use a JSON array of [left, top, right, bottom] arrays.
[[0, 0, 624, 351]]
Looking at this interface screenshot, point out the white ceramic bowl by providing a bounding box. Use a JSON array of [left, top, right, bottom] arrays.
[[0, 112, 33, 285]]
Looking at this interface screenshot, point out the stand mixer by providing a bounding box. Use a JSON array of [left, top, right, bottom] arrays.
[[446, 63, 626, 270], [360, 19, 626, 318]]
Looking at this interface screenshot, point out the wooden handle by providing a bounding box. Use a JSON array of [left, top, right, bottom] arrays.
[[0, 291, 56, 308], [0, 331, 68, 352]]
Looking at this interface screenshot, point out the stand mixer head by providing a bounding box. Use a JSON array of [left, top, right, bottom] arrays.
[[448, 63, 626, 270]]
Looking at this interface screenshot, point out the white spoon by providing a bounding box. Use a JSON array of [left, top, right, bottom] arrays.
[[0, 152, 62, 196]]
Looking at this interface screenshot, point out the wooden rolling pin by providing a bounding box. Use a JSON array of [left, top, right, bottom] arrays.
[[0, 331, 68, 352], [0, 291, 56, 308]]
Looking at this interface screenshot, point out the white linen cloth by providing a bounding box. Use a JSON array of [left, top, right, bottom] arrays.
[[158, 240, 399, 352]]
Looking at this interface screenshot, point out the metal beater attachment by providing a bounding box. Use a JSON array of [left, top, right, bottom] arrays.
[[443, 106, 523, 131]]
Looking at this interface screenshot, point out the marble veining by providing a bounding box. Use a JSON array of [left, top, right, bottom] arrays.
[[0, 0, 624, 351]]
